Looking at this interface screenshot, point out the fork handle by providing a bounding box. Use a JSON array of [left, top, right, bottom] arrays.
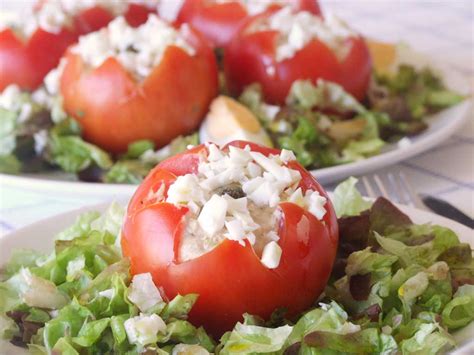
[[421, 195, 474, 229]]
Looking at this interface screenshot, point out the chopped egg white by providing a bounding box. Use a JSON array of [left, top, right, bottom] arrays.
[[172, 344, 210, 355], [280, 149, 296, 163], [0, 85, 22, 111], [260, 241, 282, 269], [397, 137, 412, 149], [128, 273, 163, 312], [1, 0, 159, 38], [0, 85, 43, 128], [144, 143, 327, 268], [198, 195, 228, 237], [71, 15, 195, 80], [158, 0, 185, 22], [199, 96, 272, 148], [252, 7, 356, 61], [34, 129, 49, 154], [1, 2, 70, 39], [124, 313, 166, 346]]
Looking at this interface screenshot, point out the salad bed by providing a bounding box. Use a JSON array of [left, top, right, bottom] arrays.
[[0, 62, 463, 183], [1, 179, 472, 354]]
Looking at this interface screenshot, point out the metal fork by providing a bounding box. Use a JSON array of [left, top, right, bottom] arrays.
[[359, 171, 426, 210]]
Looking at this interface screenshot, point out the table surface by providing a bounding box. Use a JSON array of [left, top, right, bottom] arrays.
[[0, 0, 473, 236]]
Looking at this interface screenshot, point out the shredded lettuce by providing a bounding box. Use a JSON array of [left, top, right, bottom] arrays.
[[220, 323, 292, 354], [442, 285, 474, 330], [47, 133, 112, 173], [287, 80, 365, 113], [332, 177, 373, 217], [0, 108, 17, 155]]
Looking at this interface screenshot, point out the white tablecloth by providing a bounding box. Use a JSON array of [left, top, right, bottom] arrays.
[[0, 0, 473, 235]]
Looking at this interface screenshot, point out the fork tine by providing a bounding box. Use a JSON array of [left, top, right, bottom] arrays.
[[373, 174, 390, 199], [360, 171, 426, 210], [398, 171, 425, 209], [386, 172, 402, 204], [361, 176, 377, 199], [388, 171, 409, 205]]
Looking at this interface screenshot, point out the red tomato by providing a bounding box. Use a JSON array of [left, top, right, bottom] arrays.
[[224, 12, 372, 103], [122, 141, 339, 337], [60, 26, 218, 153], [175, 0, 322, 48], [73, 6, 115, 34], [0, 27, 76, 91], [124, 3, 158, 27], [73, 3, 157, 33]]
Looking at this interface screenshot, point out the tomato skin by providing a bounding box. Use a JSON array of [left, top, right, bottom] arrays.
[[296, 0, 322, 14], [124, 3, 158, 27], [0, 28, 76, 91], [73, 6, 115, 35], [60, 28, 218, 153], [122, 141, 338, 337], [224, 14, 372, 103], [176, 0, 322, 48]]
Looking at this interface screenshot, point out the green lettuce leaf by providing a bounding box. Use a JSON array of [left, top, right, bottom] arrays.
[[104, 160, 151, 184], [332, 177, 372, 217], [442, 284, 474, 330], [0, 249, 45, 280], [302, 328, 397, 354], [286, 302, 360, 346], [124, 140, 155, 159], [47, 133, 112, 173], [0, 154, 21, 173], [43, 299, 93, 351], [220, 322, 292, 354], [139, 133, 199, 166], [0, 108, 17, 155], [0, 314, 19, 340], [71, 318, 110, 347], [399, 323, 455, 355], [161, 294, 198, 321], [375, 226, 459, 267], [54, 211, 101, 241], [51, 337, 79, 355], [287, 80, 365, 113], [341, 138, 385, 162]]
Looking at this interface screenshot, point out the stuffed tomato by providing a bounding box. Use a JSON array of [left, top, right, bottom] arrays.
[[0, 2, 77, 91], [37, 0, 159, 32], [224, 6, 372, 103], [122, 141, 338, 336], [0, 0, 158, 92], [175, 0, 322, 48], [52, 0, 159, 32], [58, 15, 218, 153]]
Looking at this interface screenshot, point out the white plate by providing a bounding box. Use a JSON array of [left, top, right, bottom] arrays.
[[0, 49, 472, 196], [0, 201, 473, 354]]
